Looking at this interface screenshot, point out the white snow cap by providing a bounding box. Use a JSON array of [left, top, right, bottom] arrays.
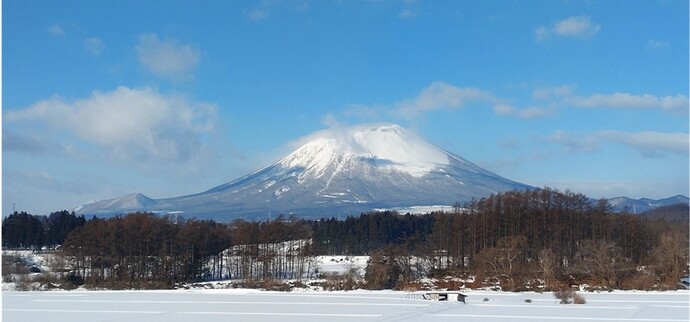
[[281, 123, 449, 177]]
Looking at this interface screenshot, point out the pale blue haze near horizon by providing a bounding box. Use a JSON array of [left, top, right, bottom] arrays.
[[3, 0, 688, 216]]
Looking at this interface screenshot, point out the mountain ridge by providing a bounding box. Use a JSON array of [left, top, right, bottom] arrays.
[[607, 195, 689, 213]]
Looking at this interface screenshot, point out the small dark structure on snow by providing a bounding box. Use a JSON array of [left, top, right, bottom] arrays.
[[423, 291, 467, 303]]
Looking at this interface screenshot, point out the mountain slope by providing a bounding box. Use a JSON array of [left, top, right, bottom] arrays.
[[76, 124, 532, 220]]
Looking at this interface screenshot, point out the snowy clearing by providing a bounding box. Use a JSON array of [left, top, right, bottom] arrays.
[[3, 289, 688, 322]]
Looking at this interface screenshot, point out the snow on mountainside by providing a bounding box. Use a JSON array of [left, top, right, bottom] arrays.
[[75, 124, 532, 220]]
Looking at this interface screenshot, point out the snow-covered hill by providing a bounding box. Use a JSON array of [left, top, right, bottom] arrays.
[[75, 124, 532, 220]]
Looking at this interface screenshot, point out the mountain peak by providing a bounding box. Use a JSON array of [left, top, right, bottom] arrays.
[[281, 124, 449, 178]]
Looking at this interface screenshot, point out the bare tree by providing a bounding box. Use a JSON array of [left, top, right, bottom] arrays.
[[538, 248, 557, 290], [652, 231, 689, 288], [475, 235, 526, 290], [574, 239, 626, 289]]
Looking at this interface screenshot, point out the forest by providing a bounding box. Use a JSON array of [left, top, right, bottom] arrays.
[[2, 188, 688, 291]]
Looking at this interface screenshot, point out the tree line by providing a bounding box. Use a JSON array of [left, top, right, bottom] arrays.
[[2, 210, 86, 250], [363, 189, 687, 290], [2, 188, 688, 290]]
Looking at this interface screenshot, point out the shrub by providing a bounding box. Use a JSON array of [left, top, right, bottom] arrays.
[[263, 280, 291, 292], [554, 289, 574, 304], [573, 293, 587, 304], [554, 289, 586, 304]]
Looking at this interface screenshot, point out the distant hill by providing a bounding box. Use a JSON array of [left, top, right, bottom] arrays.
[[639, 203, 689, 222], [607, 195, 689, 214]]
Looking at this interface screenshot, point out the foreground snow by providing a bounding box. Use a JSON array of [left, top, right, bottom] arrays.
[[3, 289, 688, 322]]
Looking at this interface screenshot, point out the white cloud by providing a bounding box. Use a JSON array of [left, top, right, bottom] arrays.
[[135, 34, 201, 81], [48, 24, 65, 37], [554, 16, 600, 37], [84, 37, 105, 56], [570, 92, 688, 113], [494, 104, 552, 119], [5, 86, 217, 164], [536, 16, 601, 41], [396, 81, 495, 119]]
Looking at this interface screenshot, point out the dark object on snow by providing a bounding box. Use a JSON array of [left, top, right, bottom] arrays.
[[423, 291, 467, 303]]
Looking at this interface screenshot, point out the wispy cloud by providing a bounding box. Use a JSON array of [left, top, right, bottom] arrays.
[[5, 170, 97, 195], [494, 104, 553, 119], [570, 92, 688, 113], [343, 104, 380, 120], [549, 130, 600, 153], [3, 130, 52, 155], [532, 85, 575, 100], [536, 16, 601, 41], [48, 24, 65, 37], [398, 0, 419, 19], [244, 0, 312, 22], [245, 8, 269, 21], [5, 86, 217, 164], [84, 37, 105, 56], [398, 8, 418, 20], [549, 130, 688, 156], [596, 131, 688, 157], [647, 39, 669, 50], [320, 112, 341, 128], [395, 81, 495, 119], [135, 34, 201, 81]]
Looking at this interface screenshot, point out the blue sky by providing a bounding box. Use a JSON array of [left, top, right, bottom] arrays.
[[3, 0, 688, 216]]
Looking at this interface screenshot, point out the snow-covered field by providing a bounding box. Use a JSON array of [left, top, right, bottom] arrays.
[[3, 251, 689, 321], [3, 289, 688, 322]]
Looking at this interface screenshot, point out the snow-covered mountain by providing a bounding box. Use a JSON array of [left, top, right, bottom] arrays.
[[75, 124, 532, 220]]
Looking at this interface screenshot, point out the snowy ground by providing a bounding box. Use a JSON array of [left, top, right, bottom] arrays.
[[317, 256, 369, 275], [3, 289, 688, 322]]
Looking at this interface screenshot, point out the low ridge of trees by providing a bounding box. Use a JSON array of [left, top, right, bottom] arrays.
[[641, 203, 689, 222], [310, 211, 434, 255], [3, 188, 688, 290]]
